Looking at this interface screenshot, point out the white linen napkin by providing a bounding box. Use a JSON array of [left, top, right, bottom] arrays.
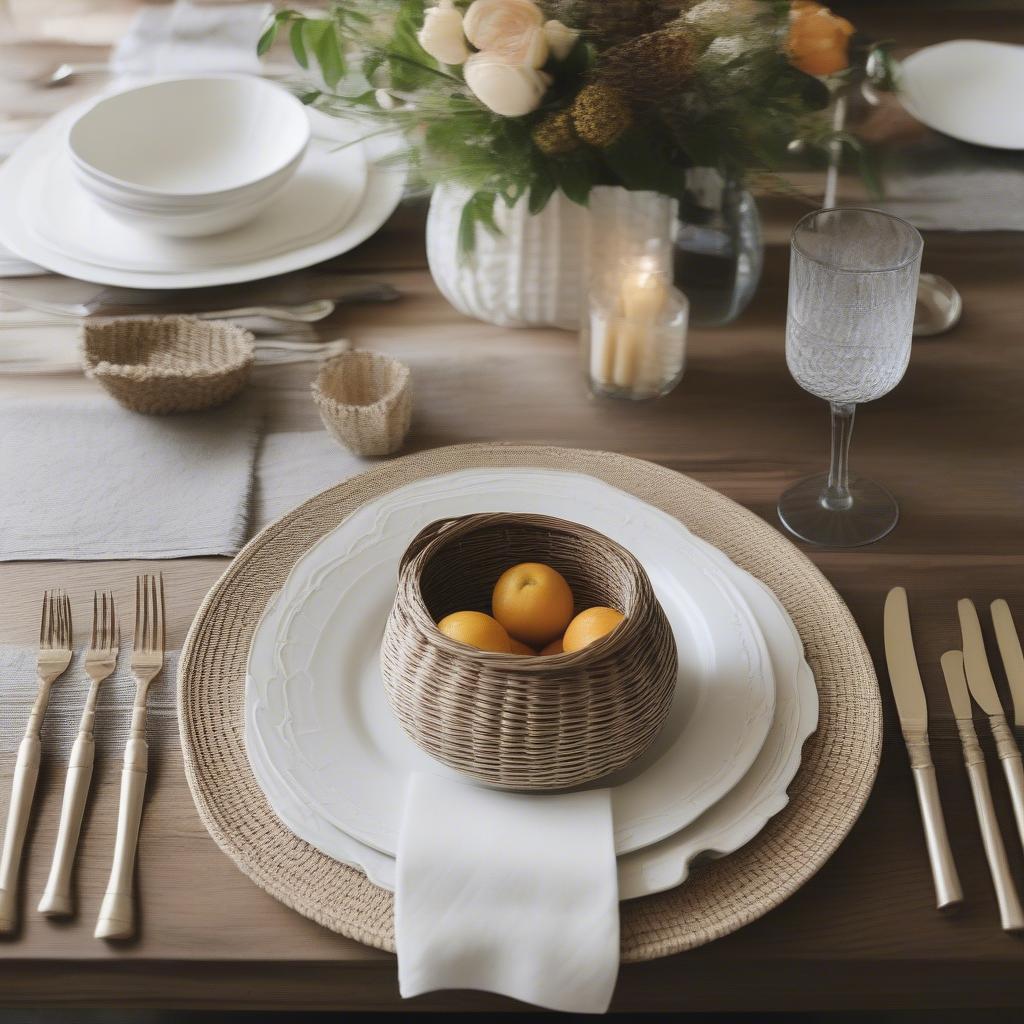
[[111, 0, 272, 77], [396, 773, 620, 1013], [0, 395, 260, 560]]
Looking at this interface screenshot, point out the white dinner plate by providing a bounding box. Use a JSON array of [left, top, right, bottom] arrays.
[[246, 558, 816, 901], [0, 105, 405, 288], [901, 40, 1024, 150], [247, 468, 776, 859], [30, 128, 367, 273]]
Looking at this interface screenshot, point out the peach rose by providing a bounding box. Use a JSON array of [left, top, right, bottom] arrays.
[[543, 19, 579, 61], [418, 0, 470, 66], [464, 52, 551, 116], [463, 0, 548, 68], [788, 1, 855, 77]]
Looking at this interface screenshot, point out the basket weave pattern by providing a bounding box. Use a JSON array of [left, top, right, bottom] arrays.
[[312, 350, 412, 457], [82, 316, 254, 415], [380, 513, 677, 790], [178, 444, 882, 961]]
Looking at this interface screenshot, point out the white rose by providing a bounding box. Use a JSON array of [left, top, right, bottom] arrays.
[[418, 0, 470, 66], [464, 52, 551, 116], [464, 0, 548, 68], [543, 19, 579, 61]]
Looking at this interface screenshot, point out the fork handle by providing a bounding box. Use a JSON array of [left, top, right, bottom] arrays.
[[38, 731, 96, 918], [0, 735, 42, 933], [95, 724, 148, 941]]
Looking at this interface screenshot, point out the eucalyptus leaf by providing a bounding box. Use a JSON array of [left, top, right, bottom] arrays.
[[290, 20, 309, 69], [257, 22, 278, 57]]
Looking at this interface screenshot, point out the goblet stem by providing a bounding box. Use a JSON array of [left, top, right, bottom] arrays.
[[823, 402, 856, 511]]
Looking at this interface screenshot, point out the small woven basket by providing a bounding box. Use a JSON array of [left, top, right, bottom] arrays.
[[312, 350, 412, 457], [380, 512, 678, 790], [81, 316, 254, 415]]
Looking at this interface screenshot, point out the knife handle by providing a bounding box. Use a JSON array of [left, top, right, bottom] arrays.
[[957, 720, 1024, 930], [990, 714, 1024, 853], [905, 733, 963, 909]]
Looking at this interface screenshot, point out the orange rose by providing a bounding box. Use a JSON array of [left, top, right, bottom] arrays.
[[788, 1, 854, 77]]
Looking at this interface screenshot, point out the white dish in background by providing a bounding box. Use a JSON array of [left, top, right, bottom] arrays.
[[0, 105, 406, 289], [68, 75, 310, 200], [33, 131, 367, 272], [248, 469, 777, 860], [900, 40, 1024, 150]]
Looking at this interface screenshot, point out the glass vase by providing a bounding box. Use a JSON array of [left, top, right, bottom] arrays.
[[673, 169, 763, 327]]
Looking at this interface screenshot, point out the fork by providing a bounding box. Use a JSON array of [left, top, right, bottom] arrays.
[[0, 591, 73, 933], [39, 593, 119, 918], [95, 575, 164, 940]]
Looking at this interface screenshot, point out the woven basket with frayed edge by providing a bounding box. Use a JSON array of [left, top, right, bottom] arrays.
[[380, 512, 677, 790], [312, 350, 411, 457], [82, 316, 254, 415]]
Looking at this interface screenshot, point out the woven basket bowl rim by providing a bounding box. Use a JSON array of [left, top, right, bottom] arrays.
[[312, 350, 411, 416], [178, 443, 881, 962], [399, 512, 652, 670], [81, 315, 255, 381]]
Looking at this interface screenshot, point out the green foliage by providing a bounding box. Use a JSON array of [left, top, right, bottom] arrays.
[[261, 0, 890, 254]]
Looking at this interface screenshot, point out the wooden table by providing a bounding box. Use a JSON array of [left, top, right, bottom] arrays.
[[2, 6, 1024, 1012]]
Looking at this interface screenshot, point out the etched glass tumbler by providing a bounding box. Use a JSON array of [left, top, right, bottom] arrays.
[[778, 208, 923, 546]]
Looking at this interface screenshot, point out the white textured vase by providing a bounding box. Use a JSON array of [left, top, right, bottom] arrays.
[[425, 184, 678, 330]]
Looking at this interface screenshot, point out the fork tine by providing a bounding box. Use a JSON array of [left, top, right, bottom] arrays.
[[39, 591, 48, 647], [134, 576, 142, 653], [91, 591, 98, 650], [142, 575, 151, 652], [64, 591, 72, 649], [47, 591, 56, 649], [158, 573, 165, 653], [109, 591, 117, 650]]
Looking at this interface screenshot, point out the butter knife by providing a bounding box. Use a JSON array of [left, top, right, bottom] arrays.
[[992, 600, 1024, 729], [940, 651, 1024, 931], [957, 598, 1024, 853], [884, 587, 962, 909]]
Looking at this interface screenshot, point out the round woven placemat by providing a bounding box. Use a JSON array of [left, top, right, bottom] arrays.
[[178, 444, 881, 962]]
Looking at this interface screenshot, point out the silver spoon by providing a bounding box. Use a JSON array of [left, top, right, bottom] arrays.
[[914, 272, 963, 336]]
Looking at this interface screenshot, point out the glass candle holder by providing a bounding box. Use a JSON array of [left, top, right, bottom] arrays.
[[582, 245, 689, 400]]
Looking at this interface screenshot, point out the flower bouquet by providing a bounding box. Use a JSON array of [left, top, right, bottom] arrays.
[[262, 0, 891, 327]]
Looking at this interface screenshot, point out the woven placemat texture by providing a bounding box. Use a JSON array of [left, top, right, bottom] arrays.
[[178, 444, 881, 962]]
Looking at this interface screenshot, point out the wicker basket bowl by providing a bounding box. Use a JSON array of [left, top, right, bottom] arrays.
[[380, 512, 678, 790], [82, 316, 254, 415], [312, 350, 412, 457]]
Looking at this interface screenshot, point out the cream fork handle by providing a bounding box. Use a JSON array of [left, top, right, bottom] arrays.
[[38, 727, 95, 917], [0, 734, 42, 933], [95, 706, 148, 940]]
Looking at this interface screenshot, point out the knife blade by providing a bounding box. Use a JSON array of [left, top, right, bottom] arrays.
[[940, 651, 1024, 932], [992, 600, 1024, 729], [884, 587, 962, 909], [958, 597, 1024, 857], [958, 599, 1004, 716]]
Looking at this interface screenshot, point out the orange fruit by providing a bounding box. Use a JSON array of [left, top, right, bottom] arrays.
[[437, 610, 511, 653], [509, 638, 537, 656], [491, 562, 575, 647], [562, 606, 625, 653], [540, 637, 563, 655]]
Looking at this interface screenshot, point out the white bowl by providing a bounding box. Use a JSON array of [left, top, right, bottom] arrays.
[[68, 75, 310, 202], [66, 76, 310, 237], [85, 184, 286, 238]]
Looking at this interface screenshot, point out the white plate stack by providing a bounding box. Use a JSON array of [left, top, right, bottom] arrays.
[[0, 75, 406, 288], [244, 468, 819, 901]]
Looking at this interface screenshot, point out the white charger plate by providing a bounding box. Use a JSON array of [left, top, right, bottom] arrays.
[[247, 469, 777, 860], [247, 561, 816, 901], [901, 40, 1024, 150], [0, 105, 405, 288], [30, 129, 367, 273]]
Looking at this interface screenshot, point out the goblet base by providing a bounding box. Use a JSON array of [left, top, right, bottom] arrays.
[[777, 473, 899, 548]]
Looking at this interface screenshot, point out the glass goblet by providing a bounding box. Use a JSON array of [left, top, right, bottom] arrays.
[[778, 208, 923, 547]]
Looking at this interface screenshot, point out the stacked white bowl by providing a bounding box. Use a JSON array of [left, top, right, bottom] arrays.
[[67, 75, 311, 238]]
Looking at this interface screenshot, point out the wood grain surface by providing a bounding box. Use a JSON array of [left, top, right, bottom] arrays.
[[1, 3, 1024, 1011]]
